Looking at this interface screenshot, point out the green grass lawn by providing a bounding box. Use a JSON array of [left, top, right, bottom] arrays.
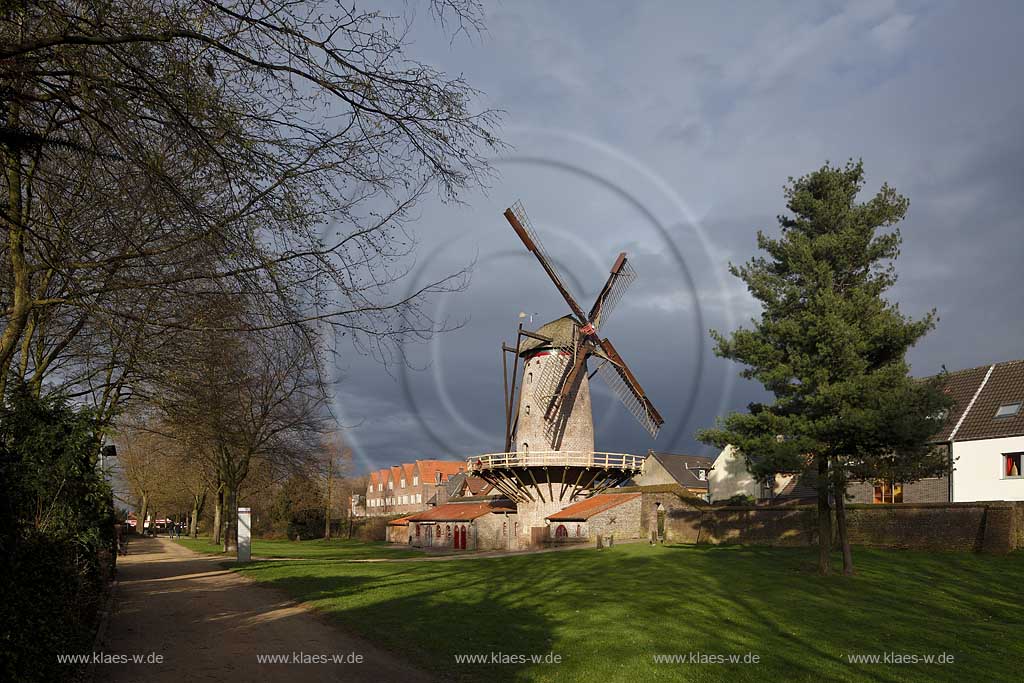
[[226, 542, 1022, 682], [175, 535, 423, 560]]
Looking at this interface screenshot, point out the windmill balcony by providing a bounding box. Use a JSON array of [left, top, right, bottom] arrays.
[[467, 451, 645, 473]]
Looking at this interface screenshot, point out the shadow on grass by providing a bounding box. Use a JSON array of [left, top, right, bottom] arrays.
[[232, 543, 1024, 683]]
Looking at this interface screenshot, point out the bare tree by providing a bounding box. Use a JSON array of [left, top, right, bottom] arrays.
[[1, 0, 501, 406], [319, 434, 352, 540]]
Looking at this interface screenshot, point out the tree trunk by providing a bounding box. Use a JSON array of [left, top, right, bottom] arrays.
[[190, 491, 206, 538], [324, 454, 333, 540], [816, 454, 832, 575], [212, 488, 223, 545], [834, 480, 854, 575], [138, 493, 149, 536], [223, 482, 238, 552]]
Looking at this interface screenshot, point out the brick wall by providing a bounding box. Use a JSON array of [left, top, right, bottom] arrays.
[[846, 476, 950, 504], [660, 498, 1022, 554]]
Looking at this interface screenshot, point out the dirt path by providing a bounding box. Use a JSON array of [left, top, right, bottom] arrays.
[[98, 536, 434, 682]]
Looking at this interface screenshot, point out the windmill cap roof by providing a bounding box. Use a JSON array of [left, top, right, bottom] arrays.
[[517, 315, 610, 361]]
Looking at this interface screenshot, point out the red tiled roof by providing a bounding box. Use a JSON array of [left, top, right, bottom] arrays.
[[415, 459, 465, 482], [546, 493, 641, 521], [402, 463, 416, 485], [465, 476, 492, 496], [406, 500, 515, 522], [388, 516, 412, 526]]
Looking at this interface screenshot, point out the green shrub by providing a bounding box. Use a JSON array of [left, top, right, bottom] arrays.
[[0, 387, 114, 682]]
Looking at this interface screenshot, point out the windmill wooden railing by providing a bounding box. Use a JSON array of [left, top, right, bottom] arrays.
[[467, 451, 645, 472]]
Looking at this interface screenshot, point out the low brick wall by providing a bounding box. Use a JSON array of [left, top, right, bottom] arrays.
[[661, 497, 1023, 554]]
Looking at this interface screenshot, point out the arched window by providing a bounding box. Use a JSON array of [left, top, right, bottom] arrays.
[[522, 442, 529, 452], [446, 524, 452, 539], [527, 372, 533, 384], [555, 524, 568, 538], [525, 405, 530, 415], [575, 524, 581, 537]]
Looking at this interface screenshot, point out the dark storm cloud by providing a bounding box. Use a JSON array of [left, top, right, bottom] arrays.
[[337, 0, 1024, 472]]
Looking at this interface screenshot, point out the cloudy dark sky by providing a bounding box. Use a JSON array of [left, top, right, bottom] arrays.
[[333, 0, 1024, 475]]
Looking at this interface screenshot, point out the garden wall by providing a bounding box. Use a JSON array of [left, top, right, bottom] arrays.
[[662, 497, 1024, 554]]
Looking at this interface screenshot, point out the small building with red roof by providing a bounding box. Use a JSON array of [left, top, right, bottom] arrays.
[[407, 500, 517, 551], [545, 492, 642, 542]]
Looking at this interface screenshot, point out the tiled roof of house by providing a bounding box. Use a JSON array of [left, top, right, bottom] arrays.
[[928, 359, 1024, 442], [415, 459, 465, 483], [388, 516, 412, 526], [932, 363, 994, 441], [953, 359, 1024, 441], [406, 500, 515, 522], [546, 492, 641, 521], [369, 471, 379, 487], [776, 472, 819, 501], [402, 463, 416, 485], [648, 452, 714, 489]]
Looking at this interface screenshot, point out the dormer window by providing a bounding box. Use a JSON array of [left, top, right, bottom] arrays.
[[400, 478, 406, 488], [413, 475, 419, 486], [995, 403, 1021, 419]]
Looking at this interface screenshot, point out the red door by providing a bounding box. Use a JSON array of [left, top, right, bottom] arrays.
[[460, 526, 467, 549]]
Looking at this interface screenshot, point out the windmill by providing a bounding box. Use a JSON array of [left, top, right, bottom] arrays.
[[469, 201, 665, 540]]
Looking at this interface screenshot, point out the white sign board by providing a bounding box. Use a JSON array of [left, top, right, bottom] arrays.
[[237, 507, 252, 562]]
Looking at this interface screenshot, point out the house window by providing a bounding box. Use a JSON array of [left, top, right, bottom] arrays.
[[522, 442, 529, 453], [446, 524, 452, 539], [873, 482, 903, 504], [995, 403, 1021, 418], [401, 478, 406, 488], [377, 483, 382, 492], [388, 480, 393, 490], [1005, 453, 1023, 478], [413, 475, 419, 485], [435, 471, 442, 484], [527, 372, 533, 384], [525, 404, 530, 415]]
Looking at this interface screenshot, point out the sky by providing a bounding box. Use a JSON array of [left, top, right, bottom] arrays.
[[333, 0, 1024, 475]]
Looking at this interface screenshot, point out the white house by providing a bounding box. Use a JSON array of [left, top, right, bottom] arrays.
[[708, 359, 1024, 504], [942, 360, 1024, 502]]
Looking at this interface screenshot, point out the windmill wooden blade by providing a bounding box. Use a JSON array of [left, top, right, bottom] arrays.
[[588, 253, 636, 331], [594, 338, 664, 437], [505, 202, 590, 324]]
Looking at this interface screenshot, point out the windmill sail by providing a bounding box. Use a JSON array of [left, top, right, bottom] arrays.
[[596, 360, 662, 438]]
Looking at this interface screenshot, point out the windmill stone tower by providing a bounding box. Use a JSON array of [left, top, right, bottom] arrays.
[[469, 202, 665, 543]]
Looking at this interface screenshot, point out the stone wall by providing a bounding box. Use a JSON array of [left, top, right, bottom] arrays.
[[475, 513, 517, 550], [590, 495, 643, 540], [661, 498, 1024, 554]]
